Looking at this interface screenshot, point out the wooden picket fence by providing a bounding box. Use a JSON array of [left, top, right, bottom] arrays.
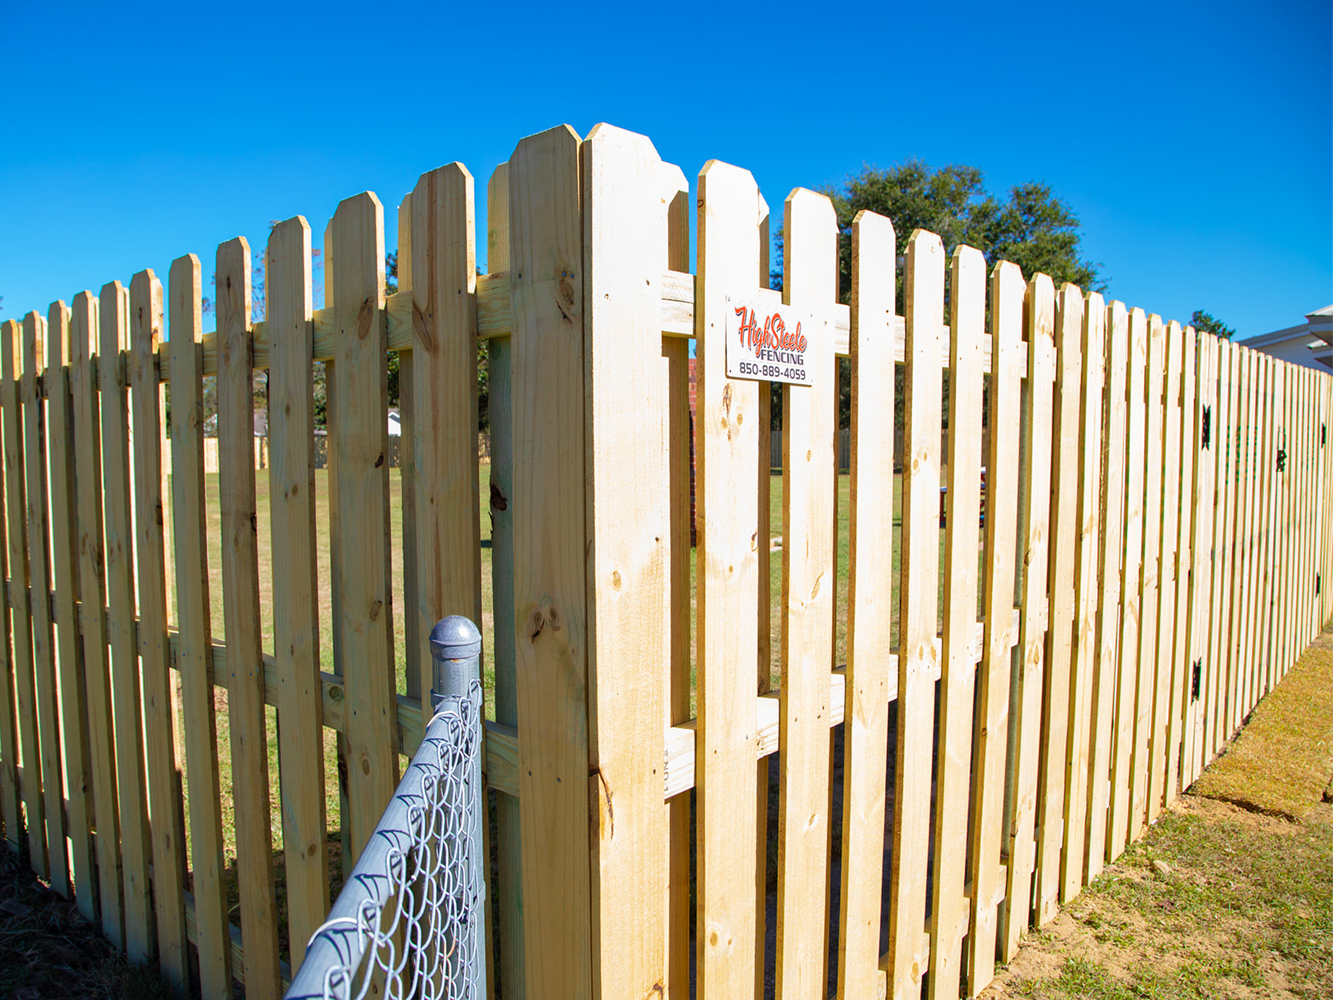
[[0, 122, 1331, 1000]]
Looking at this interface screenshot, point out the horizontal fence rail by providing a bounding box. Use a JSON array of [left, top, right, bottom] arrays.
[[0, 121, 1330, 1000]]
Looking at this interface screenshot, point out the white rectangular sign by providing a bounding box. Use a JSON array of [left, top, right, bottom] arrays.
[[725, 294, 817, 387]]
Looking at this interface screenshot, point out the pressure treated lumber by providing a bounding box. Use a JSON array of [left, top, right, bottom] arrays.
[[1, 319, 44, 876], [1129, 315, 1166, 844], [99, 280, 154, 961], [774, 186, 837, 1000], [508, 125, 592, 1000], [328, 193, 398, 867], [580, 122, 673, 1000], [1086, 301, 1128, 880], [216, 238, 281, 998], [45, 299, 95, 921], [168, 255, 232, 999], [1000, 273, 1053, 955], [21, 311, 67, 895], [930, 244, 984, 1000], [1036, 284, 1082, 922], [71, 292, 123, 947], [266, 217, 329, 973], [888, 229, 944, 1000], [694, 156, 764, 1000], [485, 161, 525, 1000], [838, 209, 896, 1000], [128, 270, 188, 990]]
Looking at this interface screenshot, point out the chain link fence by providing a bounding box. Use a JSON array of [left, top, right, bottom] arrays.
[[285, 617, 487, 1000]]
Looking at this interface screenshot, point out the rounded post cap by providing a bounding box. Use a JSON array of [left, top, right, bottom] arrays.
[[430, 615, 482, 661]]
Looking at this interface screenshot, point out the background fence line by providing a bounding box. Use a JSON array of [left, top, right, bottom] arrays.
[[0, 121, 1330, 1000]]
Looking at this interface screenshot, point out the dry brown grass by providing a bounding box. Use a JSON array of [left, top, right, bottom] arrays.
[[1190, 625, 1333, 820]]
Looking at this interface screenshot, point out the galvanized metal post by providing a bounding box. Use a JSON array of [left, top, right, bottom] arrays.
[[430, 615, 482, 711], [430, 616, 486, 1000], [284, 616, 486, 1000]]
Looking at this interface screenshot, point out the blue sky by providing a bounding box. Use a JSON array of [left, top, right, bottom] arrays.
[[2, 0, 1329, 338]]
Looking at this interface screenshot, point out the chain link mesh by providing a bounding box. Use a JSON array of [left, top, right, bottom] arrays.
[[286, 679, 486, 1000]]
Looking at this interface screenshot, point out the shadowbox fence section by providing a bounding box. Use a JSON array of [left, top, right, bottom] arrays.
[[0, 122, 1331, 1000]]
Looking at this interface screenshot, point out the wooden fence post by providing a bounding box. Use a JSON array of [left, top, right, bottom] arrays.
[[2, 318, 45, 877], [694, 157, 762, 1000], [486, 160, 526, 999], [129, 269, 188, 991], [46, 299, 95, 921], [21, 310, 67, 895], [1005, 272, 1054, 943], [930, 243, 983, 998], [71, 290, 123, 946], [581, 122, 671, 1000], [1036, 284, 1082, 920], [888, 229, 943, 1000], [99, 279, 154, 962], [1064, 290, 1104, 899], [266, 216, 329, 973], [995, 266, 1037, 966], [216, 237, 281, 998], [509, 124, 593, 999], [839, 209, 896, 1000]]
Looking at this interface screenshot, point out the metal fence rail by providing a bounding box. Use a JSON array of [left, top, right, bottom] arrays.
[[285, 617, 487, 1000]]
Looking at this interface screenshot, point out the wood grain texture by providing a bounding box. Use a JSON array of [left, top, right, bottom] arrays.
[[1086, 301, 1127, 880], [888, 229, 943, 1000], [0, 320, 16, 852], [1109, 307, 1148, 860], [753, 190, 772, 1000], [838, 209, 896, 1000], [1179, 334, 1210, 789], [45, 300, 95, 919], [70, 291, 123, 946], [929, 244, 984, 1000], [1164, 325, 1197, 807], [485, 160, 526, 1000], [167, 255, 232, 999], [99, 280, 154, 961], [2, 318, 45, 875], [1036, 284, 1082, 922], [1129, 315, 1165, 844], [999, 271, 1052, 961], [409, 163, 481, 691], [328, 194, 398, 866], [1147, 320, 1183, 826], [129, 270, 188, 990], [660, 162, 691, 1000], [1252, 358, 1275, 704], [216, 238, 281, 998], [21, 311, 67, 895], [1219, 345, 1246, 749], [774, 187, 837, 1000], [694, 156, 762, 1000], [1231, 351, 1257, 729], [1063, 290, 1104, 900], [508, 125, 592, 1000], [581, 122, 670, 1000], [265, 217, 329, 973]]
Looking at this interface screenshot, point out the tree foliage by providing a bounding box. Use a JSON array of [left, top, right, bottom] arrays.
[[770, 160, 1105, 428], [776, 160, 1105, 301], [1190, 309, 1235, 340]]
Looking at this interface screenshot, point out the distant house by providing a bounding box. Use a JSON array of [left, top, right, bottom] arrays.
[[1239, 305, 1333, 372], [388, 408, 402, 437]]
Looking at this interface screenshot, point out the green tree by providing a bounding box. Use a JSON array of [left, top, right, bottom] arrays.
[[771, 160, 1105, 428], [1190, 309, 1235, 340]]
